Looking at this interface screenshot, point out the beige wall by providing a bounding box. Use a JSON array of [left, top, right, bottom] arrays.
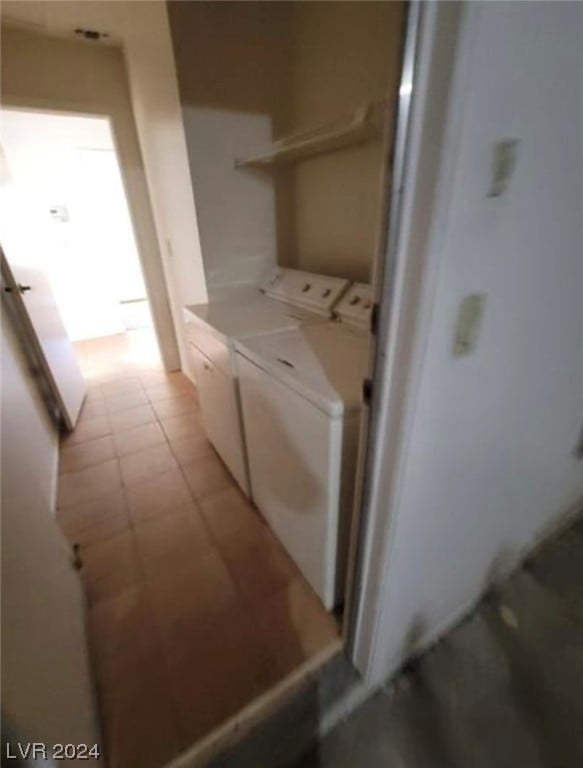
[[1, 24, 181, 368], [112, 0, 208, 376], [1, 304, 99, 758], [286, 1, 404, 283], [169, 1, 404, 287]]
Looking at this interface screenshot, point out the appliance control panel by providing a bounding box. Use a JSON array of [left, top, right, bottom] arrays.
[[334, 283, 373, 328], [261, 267, 349, 315]]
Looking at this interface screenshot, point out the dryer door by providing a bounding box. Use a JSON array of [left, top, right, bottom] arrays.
[[236, 350, 342, 609]]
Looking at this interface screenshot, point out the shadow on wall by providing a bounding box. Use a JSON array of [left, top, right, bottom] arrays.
[[167, 1, 293, 287], [237, 371, 329, 616], [395, 548, 527, 674], [243, 383, 323, 516], [166, 1, 404, 288]]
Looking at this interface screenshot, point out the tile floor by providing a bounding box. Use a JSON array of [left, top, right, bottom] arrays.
[[58, 332, 339, 768]]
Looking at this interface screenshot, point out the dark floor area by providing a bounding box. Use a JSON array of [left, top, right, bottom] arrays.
[[294, 514, 583, 768]]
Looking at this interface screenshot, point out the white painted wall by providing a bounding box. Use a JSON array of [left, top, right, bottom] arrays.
[[1, 303, 99, 758], [168, 1, 291, 294], [2, 110, 148, 341], [113, 0, 209, 371], [179, 106, 278, 291], [361, 1, 583, 684]]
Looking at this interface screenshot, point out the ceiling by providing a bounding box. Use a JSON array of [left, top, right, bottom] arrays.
[[0, 0, 140, 45]]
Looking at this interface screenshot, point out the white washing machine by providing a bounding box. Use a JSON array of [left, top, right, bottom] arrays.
[[234, 284, 373, 609], [182, 268, 349, 496]]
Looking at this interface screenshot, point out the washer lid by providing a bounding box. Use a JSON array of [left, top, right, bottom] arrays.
[[235, 323, 370, 417], [183, 294, 325, 342]]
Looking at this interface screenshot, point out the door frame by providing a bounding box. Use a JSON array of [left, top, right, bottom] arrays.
[[1, 97, 180, 372], [345, 0, 465, 688]]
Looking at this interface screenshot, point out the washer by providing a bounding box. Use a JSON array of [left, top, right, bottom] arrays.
[[183, 268, 349, 497], [234, 284, 373, 609]]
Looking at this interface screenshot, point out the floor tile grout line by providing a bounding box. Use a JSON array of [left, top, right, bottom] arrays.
[[119, 500, 193, 756], [59, 383, 268, 584], [65, 350, 339, 759], [158, 415, 288, 658], [163, 444, 310, 679], [127, 492, 293, 752], [165, 428, 232, 548], [117, 384, 266, 753], [60, 387, 205, 538], [58, 368, 194, 513], [63, 400, 199, 472], [80, 439, 183, 758]]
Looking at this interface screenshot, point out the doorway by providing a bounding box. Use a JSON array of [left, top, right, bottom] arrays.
[[1, 1, 412, 763], [1, 108, 161, 382]]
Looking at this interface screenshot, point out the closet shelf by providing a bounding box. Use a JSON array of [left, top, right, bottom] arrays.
[[234, 102, 386, 168]]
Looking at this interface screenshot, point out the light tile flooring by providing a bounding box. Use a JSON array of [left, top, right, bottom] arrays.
[[58, 332, 339, 768]]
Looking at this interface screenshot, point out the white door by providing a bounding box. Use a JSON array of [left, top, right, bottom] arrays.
[[1, 246, 86, 429]]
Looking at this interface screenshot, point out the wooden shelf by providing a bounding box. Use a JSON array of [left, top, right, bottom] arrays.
[[234, 102, 386, 168]]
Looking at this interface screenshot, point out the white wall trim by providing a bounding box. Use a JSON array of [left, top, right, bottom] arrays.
[[352, 0, 583, 690], [349, 1, 470, 687]]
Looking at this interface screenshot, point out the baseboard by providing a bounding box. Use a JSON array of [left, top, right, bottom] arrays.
[[316, 675, 375, 737], [166, 641, 344, 768], [520, 495, 583, 563]]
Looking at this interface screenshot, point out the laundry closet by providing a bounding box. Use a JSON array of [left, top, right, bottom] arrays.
[[169, 1, 405, 613]]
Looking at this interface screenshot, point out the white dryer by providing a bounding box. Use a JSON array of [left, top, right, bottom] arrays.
[[183, 268, 349, 496], [234, 284, 373, 609]]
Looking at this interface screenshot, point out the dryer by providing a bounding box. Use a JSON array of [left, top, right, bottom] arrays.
[[234, 284, 373, 609], [183, 268, 349, 496]]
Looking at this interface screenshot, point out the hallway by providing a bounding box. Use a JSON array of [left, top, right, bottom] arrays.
[[294, 515, 583, 768], [57, 335, 339, 768]]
